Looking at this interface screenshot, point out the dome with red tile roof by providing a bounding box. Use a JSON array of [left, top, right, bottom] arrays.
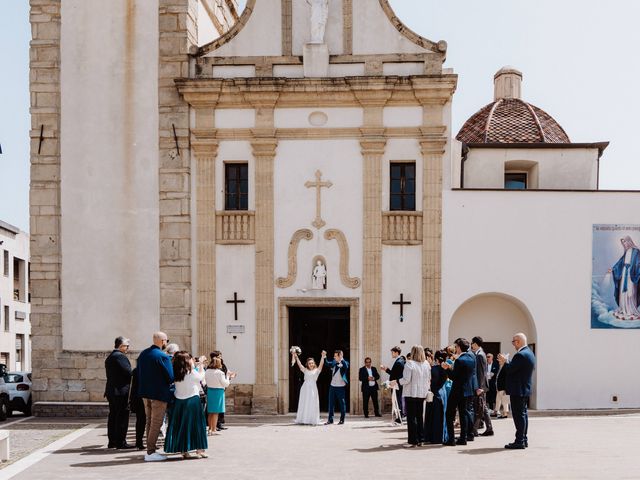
[[456, 67, 570, 145]]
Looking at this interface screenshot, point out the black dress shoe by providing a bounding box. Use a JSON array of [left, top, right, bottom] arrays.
[[324, 421, 333, 425], [364, 415, 369, 418], [375, 414, 382, 417], [217, 426, 228, 430], [107, 444, 116, 449], [443, 440, 456, 446], [480, 430, 494, 436], [117, 443, 135, 450], [136, 444, 145, 451], [466, 435, 475, 442], [338, 420, 345, 425], [504, 442, 526, 450], [455, 438, 467, 446]]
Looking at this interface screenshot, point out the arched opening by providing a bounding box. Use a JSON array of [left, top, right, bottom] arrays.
[[197, 0, 246, 46], [448, 292, 538, 408]]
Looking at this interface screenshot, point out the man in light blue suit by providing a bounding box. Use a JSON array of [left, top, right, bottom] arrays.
[[499, 332, 536, 450], [324, 350, 349, 425]]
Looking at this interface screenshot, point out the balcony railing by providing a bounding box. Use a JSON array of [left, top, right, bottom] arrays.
[[216, 211, 255, 244], [382, 211, 423, 245]]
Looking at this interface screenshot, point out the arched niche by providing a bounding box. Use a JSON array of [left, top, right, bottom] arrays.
[[448, 292, 538, 408]]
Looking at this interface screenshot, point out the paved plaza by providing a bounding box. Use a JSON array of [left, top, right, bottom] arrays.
[[1, 413, 639, 480]]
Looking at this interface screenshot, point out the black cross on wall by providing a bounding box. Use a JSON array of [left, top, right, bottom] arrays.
[[226, 292, 246, 321], [392, 293, 411, 322]]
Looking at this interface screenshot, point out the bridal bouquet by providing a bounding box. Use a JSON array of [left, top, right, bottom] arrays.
[[290, 346, 302, 366]]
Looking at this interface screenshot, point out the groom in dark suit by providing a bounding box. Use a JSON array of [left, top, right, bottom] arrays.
[[325, 350, 349, 425], [499, 332, 536, 450], [442, 338, 478, 446], [358, 357, 381, 418]]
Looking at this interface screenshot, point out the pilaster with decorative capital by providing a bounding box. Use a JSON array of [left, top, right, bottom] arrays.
[[251, 135, 278, 413], [420, 136, 447, 349]]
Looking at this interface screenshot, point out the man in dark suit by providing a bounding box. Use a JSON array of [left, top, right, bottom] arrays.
[[442, 338, 478, 446], [104, 336, 133, 449], [358, 357, 381, 418], [499, 332, 536, 450], [471, 336, 494, 436], [381, 346, 405, 420]]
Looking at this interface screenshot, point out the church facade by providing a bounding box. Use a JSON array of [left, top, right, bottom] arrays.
[[29, 0, 639, 415]]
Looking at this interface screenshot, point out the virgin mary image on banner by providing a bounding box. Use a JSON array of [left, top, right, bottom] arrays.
[[592, 225, 640, 329]]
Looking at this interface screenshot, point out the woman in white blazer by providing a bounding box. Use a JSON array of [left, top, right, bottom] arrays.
[[399, 345, 432, 447]]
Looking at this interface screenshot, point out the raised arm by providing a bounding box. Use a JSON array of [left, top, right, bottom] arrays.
[[293, 353, 305, 372], [318, 351, 326, 371]]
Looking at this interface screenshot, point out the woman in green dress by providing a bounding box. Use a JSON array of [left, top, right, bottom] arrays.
[[164, 351, 208, 459]]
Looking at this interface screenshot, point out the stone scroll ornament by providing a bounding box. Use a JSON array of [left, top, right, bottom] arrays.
[[276, 229, 314, 288], [324, 229, 361, 289]]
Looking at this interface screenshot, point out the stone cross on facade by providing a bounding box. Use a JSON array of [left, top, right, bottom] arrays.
[[392, 293, 412, 322], [305, 170, 333, 229], [226, 291, 246, 321]]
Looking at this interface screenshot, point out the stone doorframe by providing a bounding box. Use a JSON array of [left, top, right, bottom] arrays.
[[277, 297, 360, 416]]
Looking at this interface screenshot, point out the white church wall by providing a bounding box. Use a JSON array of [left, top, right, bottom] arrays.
[[274, 108, 363, 129], [215, 141, 255, 210], [212, 65, 256, 78], [292, 0, 344, 56], [352, 0, 427, 55], [203, 0, 282, 58], [60, 0, 160, 350], [464, 147, 599, 190], [442, 190, 640, 409], [380, 245, 422, 368], [274, 139, 364, 383], [383, 107, 423, 128], [382, 139, 423, 211], [215, 110, 256, 129], [215, 244, 256, 385]]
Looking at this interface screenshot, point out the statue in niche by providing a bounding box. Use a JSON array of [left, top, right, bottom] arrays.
[[306, 0, 329, 44], [312, 260, 327, 290]]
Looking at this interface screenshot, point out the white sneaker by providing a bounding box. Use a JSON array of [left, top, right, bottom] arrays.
[[144, 452, 167, 462]]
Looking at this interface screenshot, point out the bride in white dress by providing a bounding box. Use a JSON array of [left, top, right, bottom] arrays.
[[293, 350, 326, 425]]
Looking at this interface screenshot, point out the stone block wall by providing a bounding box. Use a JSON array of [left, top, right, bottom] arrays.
[[29, 0, 64, 414], [158, 0, 198, 350]]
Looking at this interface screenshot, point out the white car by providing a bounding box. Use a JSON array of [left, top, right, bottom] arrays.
[[4, 372, 32, 416], [0, 367, 10, 420]]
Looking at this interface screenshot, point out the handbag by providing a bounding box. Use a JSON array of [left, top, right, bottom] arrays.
[[426, 391, 434, 403]]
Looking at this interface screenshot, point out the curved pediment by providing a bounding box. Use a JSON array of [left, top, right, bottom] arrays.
[[197, 0, 445, 59]]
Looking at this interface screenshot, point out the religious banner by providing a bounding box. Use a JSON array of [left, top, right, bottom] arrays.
[[592, 224, 640, 329]]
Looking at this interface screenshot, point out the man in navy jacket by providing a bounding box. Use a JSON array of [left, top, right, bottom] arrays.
[[442, 338, 478, 446], [499, 332, 536, 450], [137, 331, 174, 461]]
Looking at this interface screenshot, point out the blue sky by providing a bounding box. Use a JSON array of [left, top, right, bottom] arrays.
[[2, 0, 639, 231]]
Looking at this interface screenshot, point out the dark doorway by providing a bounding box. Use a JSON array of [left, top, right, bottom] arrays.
[[483, 342, 501, 360], [288, 307, 350, 413]]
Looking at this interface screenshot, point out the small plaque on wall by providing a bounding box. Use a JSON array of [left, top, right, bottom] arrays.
[[227, 325, 245, 334]]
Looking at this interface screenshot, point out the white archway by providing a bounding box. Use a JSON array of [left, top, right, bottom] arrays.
[[448, 292, 538, 408]]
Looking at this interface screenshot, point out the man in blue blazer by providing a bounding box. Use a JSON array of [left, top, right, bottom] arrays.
[[499, 332, 536, 450], [137, 331, 174, 461], [324, 350, 349, 424], [442, 338, 478, 446]]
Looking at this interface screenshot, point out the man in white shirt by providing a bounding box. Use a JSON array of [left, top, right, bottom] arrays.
[[358, 357, 381, 418]]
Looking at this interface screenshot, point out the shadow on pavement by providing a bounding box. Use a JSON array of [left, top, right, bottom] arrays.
[[53, 445, 126, 456], [457, 447, 510, 455]]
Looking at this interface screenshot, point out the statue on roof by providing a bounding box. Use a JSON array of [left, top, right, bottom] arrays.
[[306, 0, 329, 44]]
